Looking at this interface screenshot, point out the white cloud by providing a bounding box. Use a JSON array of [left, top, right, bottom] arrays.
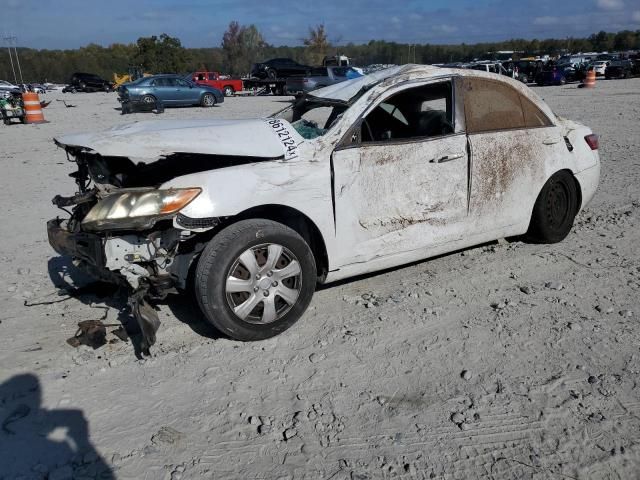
[[533, 16, 560, 26], [596, 0, 624, 10]]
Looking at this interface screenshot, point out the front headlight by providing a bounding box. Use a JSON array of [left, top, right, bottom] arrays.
[[82, 188, 201, 231]]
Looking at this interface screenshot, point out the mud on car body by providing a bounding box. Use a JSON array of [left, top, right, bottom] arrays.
[[48, 65, 600, 352]]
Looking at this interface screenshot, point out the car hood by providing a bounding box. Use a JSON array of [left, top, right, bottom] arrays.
[[55, 118, 304, 160]]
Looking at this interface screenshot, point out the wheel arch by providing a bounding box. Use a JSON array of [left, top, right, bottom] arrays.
[[529, 168, 582, 222], [230, 204, 329, 282]]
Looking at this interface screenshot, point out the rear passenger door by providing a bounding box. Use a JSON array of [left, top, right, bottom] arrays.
[[461, 77, 567, 233]]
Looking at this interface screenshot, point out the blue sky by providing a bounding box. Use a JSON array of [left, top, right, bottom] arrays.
[[3, 0, 640, 49]]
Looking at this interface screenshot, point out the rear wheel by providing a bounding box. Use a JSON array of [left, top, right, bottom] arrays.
[[526, 171, 578, 243], [223, 86, 234, 96], [201, 92, 215, 107], [195, 219, 316, 341]]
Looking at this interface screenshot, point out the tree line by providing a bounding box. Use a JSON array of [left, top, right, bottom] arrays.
[[1, 25, 638, 83]]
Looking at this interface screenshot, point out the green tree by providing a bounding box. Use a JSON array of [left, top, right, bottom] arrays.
[[134, 33, 190, 73], [221, 21, 267, 75]]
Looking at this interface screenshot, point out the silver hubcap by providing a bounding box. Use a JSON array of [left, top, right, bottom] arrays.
[[204, 95, 213, 106], [143, 96, 154, 103], [225, 243, 302, 324]]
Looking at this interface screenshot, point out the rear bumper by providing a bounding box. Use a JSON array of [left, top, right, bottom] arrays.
[[47, 218, 105, 267], [575, 163, 600, 211]]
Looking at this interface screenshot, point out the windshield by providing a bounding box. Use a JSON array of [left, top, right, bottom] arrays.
[[273, 99, 350, 140]]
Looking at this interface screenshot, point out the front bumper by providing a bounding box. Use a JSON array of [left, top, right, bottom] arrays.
[[47, 218, 105, 267], [47, 217, 161, 354]]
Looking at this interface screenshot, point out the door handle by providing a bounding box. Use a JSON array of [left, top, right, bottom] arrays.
[[543, 137, 560, 145], [429, 153, 464, 163]]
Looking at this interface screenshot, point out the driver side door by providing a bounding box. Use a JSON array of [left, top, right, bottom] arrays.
[[330, 79, 470, 269]]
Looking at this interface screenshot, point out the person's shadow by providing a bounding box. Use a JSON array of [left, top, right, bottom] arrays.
[[0, 374, 115, 479]]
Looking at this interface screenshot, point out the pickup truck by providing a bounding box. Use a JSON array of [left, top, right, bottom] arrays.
[[285, 66, 363, 95], [191, 72, 243, 96]]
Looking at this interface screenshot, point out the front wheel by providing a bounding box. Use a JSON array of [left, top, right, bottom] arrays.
[[223, 86, 234, 96], [526, 171, 578, 243], [201, 92, 215, 107], [141, 94, 156, 105], [195, 219, 317, 340]]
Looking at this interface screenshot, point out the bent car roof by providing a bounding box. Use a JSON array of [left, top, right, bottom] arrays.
[[309, 63, 555, 120]]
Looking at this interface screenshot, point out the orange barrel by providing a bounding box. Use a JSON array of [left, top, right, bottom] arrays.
[[583, 69, 596, 88], [22, 92, 47, 123]]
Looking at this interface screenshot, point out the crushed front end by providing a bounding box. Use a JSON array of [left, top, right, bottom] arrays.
[[48, 145, 220, 354]]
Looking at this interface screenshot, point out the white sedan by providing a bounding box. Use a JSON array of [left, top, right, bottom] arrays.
[[48, 65, 600, 351], [590, 61, 610, 76]]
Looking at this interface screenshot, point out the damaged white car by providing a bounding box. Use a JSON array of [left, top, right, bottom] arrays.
[[48, 65, 600, 352]]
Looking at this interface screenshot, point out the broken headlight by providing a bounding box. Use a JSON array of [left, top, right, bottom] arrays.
[[82, 188, 201, 231]]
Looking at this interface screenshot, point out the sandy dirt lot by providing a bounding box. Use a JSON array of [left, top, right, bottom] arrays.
[[0, 79, 639, 479]]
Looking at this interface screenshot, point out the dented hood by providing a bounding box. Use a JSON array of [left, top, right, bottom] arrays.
[[55, 118, 304, 160]]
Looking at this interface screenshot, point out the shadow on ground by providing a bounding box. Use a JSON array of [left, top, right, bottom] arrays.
[[0, 373, 114, 478]]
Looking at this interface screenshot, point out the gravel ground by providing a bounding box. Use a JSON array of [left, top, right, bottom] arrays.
[[0, 78, 639, 479]]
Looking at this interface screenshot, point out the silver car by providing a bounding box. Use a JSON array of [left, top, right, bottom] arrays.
[[286, 66, 363, 94]]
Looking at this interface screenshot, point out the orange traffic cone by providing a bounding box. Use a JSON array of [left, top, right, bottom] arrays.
[[22, 92, 47, 123], [582, 69, 596, 88]]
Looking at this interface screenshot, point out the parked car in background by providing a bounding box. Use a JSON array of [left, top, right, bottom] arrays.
[[48, 65, 599, 349], [536, 66, 569, 86], [0, 80, 19, 92], [285, 66, 363, 94], [118, 74, 224, 110], [191, 71, 243, 96], [251, 58, 310, 80], [589, 61, 610, 76], [604, 60, 634, 79], [29, 84, 46, 94], [64, 72, 114, 93]]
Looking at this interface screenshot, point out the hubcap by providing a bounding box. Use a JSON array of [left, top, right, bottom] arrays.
[[547, 181, 570, 227], [225, 243, 302, 324], [204, 95, 213, 106]]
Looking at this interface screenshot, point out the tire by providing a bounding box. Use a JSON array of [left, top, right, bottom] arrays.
[[195, 219, 317, 341], [520, 75, 528, 84], [201, 92, 215, 107], [141, 94, 156, 105], [223, 86, 234, 97], [559, 77, 566, 85], [526, 171, 579, 244], [267, 69, 277, 80]]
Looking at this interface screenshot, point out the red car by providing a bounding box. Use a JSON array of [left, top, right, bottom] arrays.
[[191, 72, 243, 97]]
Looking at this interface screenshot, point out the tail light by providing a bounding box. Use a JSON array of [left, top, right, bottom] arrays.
[[584, 134, 599, 150]]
